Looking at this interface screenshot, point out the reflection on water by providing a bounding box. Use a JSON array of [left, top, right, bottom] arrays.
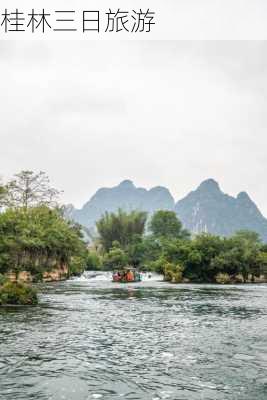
[[0, 272, 267, 400]]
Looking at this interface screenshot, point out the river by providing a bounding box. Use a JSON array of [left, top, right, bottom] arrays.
[[0, 272, 267, 400]]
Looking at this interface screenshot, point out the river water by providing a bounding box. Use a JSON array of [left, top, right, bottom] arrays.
[[0, 272, 267, 400]]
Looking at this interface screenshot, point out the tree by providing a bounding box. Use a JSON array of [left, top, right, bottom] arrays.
[[256, 251, 267, 277], [0, 182, 6, 207], [210, 247, 243, 278], [5, 170, 61, 209], [0, 206, 87, 278], [96, 209, 147, 251], [86, 251, 102, 271], [184, 233, 224, 282], [234, 230, 261, 244], [231, 230, 262, 282], [149, 210, 190, 240], [126, 235, 147, 268], [164, 262, 184, 283], [103, 245, 128, 270]]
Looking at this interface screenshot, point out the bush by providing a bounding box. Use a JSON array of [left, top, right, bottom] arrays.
[[215, 272, 231, 284], [86, 251, 102, 271], [148, 257, 168, 274], [69, 256, 86, 276], [103, 246, 128, 270], [0, 282, 38, 305], [0, 273, 7, 286], [164, 262, 184, 283], [0, 206, 88, 278]]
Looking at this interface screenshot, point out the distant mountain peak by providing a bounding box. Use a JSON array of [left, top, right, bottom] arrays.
[[118, 179, 135, 188], [175, 180, 267, 241], [68, 180, 175, 230], [149, 186, 171, 193], [236, 191, 262, 217], [65, 179, 267, 243], [237, 191, 252, 202], [197, 178, 221, 193]]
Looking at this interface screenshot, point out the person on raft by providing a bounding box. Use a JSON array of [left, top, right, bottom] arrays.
[[113, 271, 121, 281], [125, 269, 134, 281], [113, 269, 135, 281]]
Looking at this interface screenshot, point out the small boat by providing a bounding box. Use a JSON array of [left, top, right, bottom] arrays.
[[112, 267, 142, 283]]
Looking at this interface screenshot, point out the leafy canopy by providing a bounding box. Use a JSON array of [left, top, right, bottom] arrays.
[[0, 205, 87, 276], [149, 210, 190, 240], [96, 209, 147, 251]]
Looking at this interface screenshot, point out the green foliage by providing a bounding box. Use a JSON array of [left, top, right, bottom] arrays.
[[230, 231, 262, 281], [69, 256, 86, 276], [85, 251, 102, 271], [257, 252, 267, 275], [0, 183, 7, 207], [0, 273, 7, 286], [125, 235, 146, 268], [155, 230, 267, 284], [0, 206, 87, 278], [96, 209, 147, 251], [149, 210, 190, 240], [164, 262, 184, 283], [91, 209, 267, 285], [103, 245, 128, 270], [0, 281, 38, 305], [148, 256, 168, 274], [234, 230, 261, 244]]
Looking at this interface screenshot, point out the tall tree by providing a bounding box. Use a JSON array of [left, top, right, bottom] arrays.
[[96, 209, 147, 251], [5, 170, 61, 209], [149, 210, 190, 240], [231, 230, 262, 282]]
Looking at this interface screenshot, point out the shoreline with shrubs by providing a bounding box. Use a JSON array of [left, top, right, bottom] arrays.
[[1, 171, 267, 306], [87, 209, 267, 285]]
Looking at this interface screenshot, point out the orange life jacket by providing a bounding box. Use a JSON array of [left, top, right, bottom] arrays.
[[126, 271, 134, 281]]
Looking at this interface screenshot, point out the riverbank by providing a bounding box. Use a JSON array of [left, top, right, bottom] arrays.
[[5, 264, 69, 284], [3, 268, 267, 286]]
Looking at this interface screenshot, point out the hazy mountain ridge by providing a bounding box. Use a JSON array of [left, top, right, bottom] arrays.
[[175, 179, 267, 241], [66, 178, 267, 242], [67, 180, 175, 230]]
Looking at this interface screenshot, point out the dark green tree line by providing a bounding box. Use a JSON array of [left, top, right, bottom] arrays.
[[96, 209, 147, 251], [91, 209, 267, 284]]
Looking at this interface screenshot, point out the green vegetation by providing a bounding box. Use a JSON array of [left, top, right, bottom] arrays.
[[1, 170, 267, 288], [149, 210, 190, 240], [96, 209, 147, 251], [85, 250, 102, 271], [90, 209, 267, 284], [0, 171, 88, 291], [0, 206, 87, 279], [0, 281, 38, 306], [0, 182, 6, 208]]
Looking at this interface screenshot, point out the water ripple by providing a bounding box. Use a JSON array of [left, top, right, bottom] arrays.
[[0, 273, 267, 400]]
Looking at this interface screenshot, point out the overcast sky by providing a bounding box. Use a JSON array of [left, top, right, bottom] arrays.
[[1, 41, 267, 215]]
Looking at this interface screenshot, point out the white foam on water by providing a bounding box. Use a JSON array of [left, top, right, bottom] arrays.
[[73, 271, 163, 282], [73, 271, 112, 281], [141, 272, 163, 282]]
